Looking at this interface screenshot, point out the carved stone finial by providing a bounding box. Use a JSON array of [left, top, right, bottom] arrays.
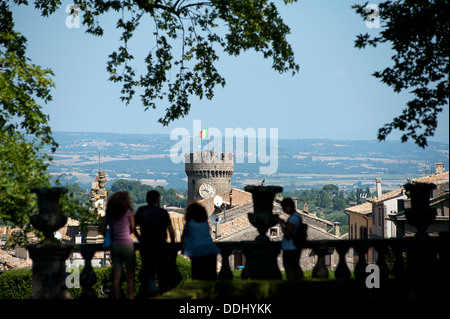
[[30, 187, 68, 242], [404, 182, 437, 237]]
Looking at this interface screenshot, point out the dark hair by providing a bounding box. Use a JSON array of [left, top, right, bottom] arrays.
[[106, 191, 132, 220], [185, 202, 208, 223], [146, 190, 160, 205], [281, 198, 296, 213]]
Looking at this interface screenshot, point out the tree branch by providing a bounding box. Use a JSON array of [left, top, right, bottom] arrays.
[[134, 0, 174, 13], [134, 0, 212, 15], [181, 2, 212, 10]]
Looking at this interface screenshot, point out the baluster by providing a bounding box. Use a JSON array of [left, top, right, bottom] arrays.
[[218, 247, 233, 280], [312, 247, 329, 279], [374, 244, 389, 282], [298, 248, 304, 280], [406, 240, 438, 278], [335, 245, 351, 280], [353, 244, 368, 280], [79, 247, 97, 299], [428, 243, 439, 278], [167, 244, 182, 290], [437, 236, 449, 279], [392, 243, 405, 279]]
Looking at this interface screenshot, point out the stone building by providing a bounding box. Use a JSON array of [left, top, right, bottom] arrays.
[[367, 187, 407, 239], [185, 151, 234, 203], [366, 169, 449, 239], [346, 202, 372, 240], [0, 249, 32, 271], [389, 170, 449, 237], [197, 188, 253, 215]]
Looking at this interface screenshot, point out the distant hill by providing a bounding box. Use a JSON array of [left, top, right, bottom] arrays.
[[48, 131, 449, 191]]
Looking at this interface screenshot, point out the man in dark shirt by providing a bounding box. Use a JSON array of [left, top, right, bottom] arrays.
[[135, 190, 175, 297]]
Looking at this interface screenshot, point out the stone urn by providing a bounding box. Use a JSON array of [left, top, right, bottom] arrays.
[[27, 187, 72, 299], [403, 182, 438, 278], [30, 187, 68, 242], [404, 182, 437, 237], [242, 185, 283, 280], [246, 185, 283, 241]]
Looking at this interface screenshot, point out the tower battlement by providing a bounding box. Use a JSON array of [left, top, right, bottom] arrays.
[[185, 151, 234, 166], [185, 151, 234, 203]]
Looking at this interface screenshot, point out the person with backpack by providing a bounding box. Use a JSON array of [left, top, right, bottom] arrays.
[[276, 198, 306, 280]]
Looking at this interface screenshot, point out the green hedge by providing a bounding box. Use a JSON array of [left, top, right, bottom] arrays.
[[68, 254, 193, 298], [0, 258, 329, 299], [0, 268, 32, 299], [0, 254, 192, 299]]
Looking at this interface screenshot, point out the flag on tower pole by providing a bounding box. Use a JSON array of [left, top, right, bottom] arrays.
[[200, 128, 209, 138]]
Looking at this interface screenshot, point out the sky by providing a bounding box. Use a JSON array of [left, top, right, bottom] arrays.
[[11, 0, 450, 144]]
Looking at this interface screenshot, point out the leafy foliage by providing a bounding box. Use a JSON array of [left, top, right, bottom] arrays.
[[1, 0, 56, 245], [289, 184, 373, 233], [0, 268, 32, 299], [0, 132, 49, 245], [0, 1, 100, 245], [0, 1, 57, 152], [110, 179, 187, 208], [353, 0, 449, 147], [1, 0, 294, 245], [32, 0, 300, 126], [0, 254, 192, 299]]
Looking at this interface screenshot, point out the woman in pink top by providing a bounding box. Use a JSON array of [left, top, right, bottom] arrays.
[[101, 191, 138, 299]]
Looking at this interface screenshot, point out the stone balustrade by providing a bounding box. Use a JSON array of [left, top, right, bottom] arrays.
[[71, 235, 449, 298], [27, 183, 449, 299]]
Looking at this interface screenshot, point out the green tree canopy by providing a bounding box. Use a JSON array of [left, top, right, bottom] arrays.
[[0, 1, 55, 246], [316, 189, 332, 209], [110, 179, 187, 208], [0, 1, 57, 152], [1, 0, 295, 244], [0, 1, 96, 245], [332, 192, 347, 211], [323, 184, 339, 196], [32, 0, 300, 126], [353, 0, 449, 147]]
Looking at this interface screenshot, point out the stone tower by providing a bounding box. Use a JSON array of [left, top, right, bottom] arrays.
[[89, 170, 108, 217], [185, 151, 234, 203], [87, 170, 108, 244]]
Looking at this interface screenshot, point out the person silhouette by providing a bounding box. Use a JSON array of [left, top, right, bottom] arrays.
[[277, 198, 303, 280], [181, 202, 220, 280], [100, 191, 137, 299], [135, 190, 175, 297]]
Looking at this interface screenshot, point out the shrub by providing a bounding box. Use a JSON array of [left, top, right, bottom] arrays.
[[66, 253, 192, 299], [0, 268, 32, 299], [67, 266, 113, 299], [175, 255, 192, 283]]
